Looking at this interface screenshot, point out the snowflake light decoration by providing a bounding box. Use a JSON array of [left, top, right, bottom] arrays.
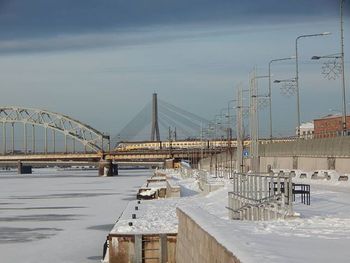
[[280, 82, 297, 97], [321, 58, 342, 80]]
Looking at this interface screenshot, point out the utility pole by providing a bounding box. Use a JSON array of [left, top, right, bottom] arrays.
[[236, 87, 243, 173], [340, 0, 347, 135], [249, 69, 259, 173]]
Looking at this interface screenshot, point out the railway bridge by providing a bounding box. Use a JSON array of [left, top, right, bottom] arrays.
[[0, 105, 225, 176]]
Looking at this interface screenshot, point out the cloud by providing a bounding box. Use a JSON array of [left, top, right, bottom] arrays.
[[0, 17, 338, 54], [0, 0, 340, 42]]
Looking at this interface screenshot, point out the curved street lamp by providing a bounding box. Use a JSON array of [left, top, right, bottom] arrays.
[[268, 56, 295, 141], [295, 32, 331, 137]]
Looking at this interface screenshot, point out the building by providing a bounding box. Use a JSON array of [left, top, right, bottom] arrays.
[[296, 122, 314, 139], [314, 114, 350, 138]]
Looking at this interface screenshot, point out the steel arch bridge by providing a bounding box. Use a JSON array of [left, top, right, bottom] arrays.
[[0, 106, 109, 154]]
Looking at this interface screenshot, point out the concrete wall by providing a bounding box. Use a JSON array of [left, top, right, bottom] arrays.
[[259, 156, 293, 172], [259, 136, 350, 157], [199, 137, 350, 173], [166, 181, 181, 198], [109, 234, 176, 263], [176, 208, 240, 263]]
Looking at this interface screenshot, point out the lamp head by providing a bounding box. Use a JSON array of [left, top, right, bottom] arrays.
[[311, 56, 321, 60], [322, 32, 331, 36]]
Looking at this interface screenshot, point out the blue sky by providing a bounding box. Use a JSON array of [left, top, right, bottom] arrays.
[[0, 0, 349, 138]]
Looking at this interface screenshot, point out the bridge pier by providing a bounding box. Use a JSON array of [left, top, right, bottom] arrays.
[[17, 161, 32, 174], [98, 160, 118, 176]]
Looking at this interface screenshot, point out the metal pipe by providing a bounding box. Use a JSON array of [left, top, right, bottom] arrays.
[[44, 127, 48, 154], [65, 134, 67, 153], [24, 123, 27, 154], [32, 125, 35, 153], [52, 129, 55, 153], [3, 122, 6, 155], [11, 123, 14, 154]]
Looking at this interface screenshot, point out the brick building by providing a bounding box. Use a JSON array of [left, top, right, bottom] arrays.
[[314, 114, 350, 138]]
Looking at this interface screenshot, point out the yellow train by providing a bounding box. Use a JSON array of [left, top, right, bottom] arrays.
[[115, 140, 251, 151]]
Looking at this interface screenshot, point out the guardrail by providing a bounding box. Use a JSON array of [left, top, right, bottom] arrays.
[[227, 172, 294, 220]]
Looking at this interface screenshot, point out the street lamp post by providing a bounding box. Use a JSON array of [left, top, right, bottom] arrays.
[[249, 70, 269, 173], [340, 0, 347, 135], [268, 56, 295, 141], [226, 100, 238, 177], [295, 32, 331, 137]]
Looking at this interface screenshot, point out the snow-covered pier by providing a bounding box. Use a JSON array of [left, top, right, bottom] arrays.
[[107, 168, 350, 263]]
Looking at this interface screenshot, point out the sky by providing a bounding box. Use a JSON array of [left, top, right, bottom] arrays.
[[0, 0, 349, 140]]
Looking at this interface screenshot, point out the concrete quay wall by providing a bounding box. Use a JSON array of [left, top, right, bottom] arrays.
[[199, 137, 350, 173], [176, 208, 241, 263]]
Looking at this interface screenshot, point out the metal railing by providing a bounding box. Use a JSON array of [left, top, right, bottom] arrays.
[[228, 172, 294, 220]]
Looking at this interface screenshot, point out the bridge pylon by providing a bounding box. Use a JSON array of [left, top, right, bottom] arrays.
[[151, 93, 160, 141]]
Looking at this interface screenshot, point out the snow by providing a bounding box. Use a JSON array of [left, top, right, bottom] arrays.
[[138, 189, 157, 196], [9, 167, 349, 262], [299, 122, 314, 129], [276, 168, 350, 187], [176, 169, 350, 263], [165, 170, 201, 196], [114, 168, 350, 263], [110, 198, 187, 235], [0, 168, 150, 263], [110, 170, 202, 234]]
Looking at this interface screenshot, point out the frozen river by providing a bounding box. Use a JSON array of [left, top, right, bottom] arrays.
[[0, 168, 151, 263]]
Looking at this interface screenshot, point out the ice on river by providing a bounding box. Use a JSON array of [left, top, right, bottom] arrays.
[[0, 168, 151, 263]]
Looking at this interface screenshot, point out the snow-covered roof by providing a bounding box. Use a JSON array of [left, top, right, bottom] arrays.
[[298, 122, 314, 129]]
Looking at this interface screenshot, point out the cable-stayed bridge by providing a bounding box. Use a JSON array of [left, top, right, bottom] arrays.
[[112, 93, 210, 145]]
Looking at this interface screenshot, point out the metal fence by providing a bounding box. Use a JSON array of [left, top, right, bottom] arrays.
[[227, 172, 294, 220]]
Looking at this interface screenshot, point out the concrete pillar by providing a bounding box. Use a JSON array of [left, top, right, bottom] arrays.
[[134, 234, 142, 263], [327, 157, 336, 170], [98, 160, 118, 176], [112, 163, 118, 176], [160, 234, 167, 263], [293, 156, 298, 170], [18, 161, 22, 174], [17, 161, 32, 174]]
